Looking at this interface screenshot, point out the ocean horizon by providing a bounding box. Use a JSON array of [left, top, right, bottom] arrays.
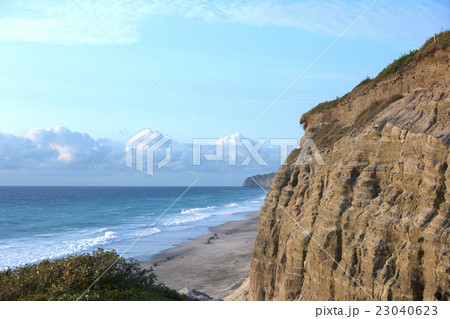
[[0, 186, 266, 270]]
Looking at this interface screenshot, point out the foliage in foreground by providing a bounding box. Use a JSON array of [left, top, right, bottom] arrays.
[[0, 249, 189, 301]]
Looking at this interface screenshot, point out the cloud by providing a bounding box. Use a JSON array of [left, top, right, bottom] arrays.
[[0, 132, 57, 170], [0, 0, 447, 45], [169, 0, 449, 40], [0, 127, 306, 185], [148, 131, 293, 174], [0, 127, 124, 171], [0, 0, 152, 45], [0, 127, 292, 180]]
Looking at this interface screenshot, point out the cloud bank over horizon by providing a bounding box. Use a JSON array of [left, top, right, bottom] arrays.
[[0, 0, 447, 45], [0, 127, 292, 186], [0, 127, 123, 171]]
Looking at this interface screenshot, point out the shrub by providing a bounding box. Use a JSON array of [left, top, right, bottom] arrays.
[[376, 50, 418, 79], [0, 249, 189, 301], [308, 98, 340, 115], [300, 31, 449, 134], [416, 30, 450, 60], [300, 97, 340, 125], [355, 76, 373, 88]]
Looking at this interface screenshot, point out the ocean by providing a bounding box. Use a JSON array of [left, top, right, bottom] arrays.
[[0, 186, 266, 270]]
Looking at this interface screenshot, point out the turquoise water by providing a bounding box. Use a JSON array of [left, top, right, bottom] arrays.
[[0, 186, 266, 270]]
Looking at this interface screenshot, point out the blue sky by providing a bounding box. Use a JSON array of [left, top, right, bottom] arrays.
[[0, 0, 448, 185]]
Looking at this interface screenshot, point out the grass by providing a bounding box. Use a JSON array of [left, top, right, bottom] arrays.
[[313, 120, 350, 148], [355, 76, 373, 88], [374, 31, 449, 81], [376, 50, 418, 79], [300, 97, 340, 125], [305, 98, 340, 115], [0, 249, 190, 301], [308, 93, 403, 149], [416, 30, 450, 60], [300, 31, 450, 126], [353, 94, 404, 132]]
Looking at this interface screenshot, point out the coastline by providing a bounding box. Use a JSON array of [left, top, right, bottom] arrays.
[[140, 212, 259, 299]]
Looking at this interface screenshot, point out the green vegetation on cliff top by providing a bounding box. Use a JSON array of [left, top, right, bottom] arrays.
[[300, 30, 449, 125]]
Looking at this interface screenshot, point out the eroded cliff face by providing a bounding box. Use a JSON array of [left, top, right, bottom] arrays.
[[247, 40, 450, 301]]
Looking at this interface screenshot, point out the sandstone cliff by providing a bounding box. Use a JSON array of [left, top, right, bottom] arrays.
[[243, 173, 276, 188], [247, 32, 450, 301]]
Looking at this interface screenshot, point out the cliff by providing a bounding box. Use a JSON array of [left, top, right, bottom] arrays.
[[243, 173, 276, 188], [246, 32, 450, 301]]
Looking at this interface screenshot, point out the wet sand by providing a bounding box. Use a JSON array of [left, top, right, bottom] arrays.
[[140, 212, 259, 299]]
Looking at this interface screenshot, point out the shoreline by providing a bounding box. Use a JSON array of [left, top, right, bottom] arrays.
[[140, 212, 259, 299]]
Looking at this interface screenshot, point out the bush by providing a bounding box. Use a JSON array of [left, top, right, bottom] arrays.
[[376, 50, 418, 79], [416, 30, 450, 60], [0, 249, 189, 301], [300, 97, 340, 125], [355, 76, 373, 88], [308, 98, 340, 115], [300, 31, 449, 134]]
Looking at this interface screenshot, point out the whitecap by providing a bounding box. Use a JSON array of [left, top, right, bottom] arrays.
[[180, 206, 215, 214], [163, 214, 210, 226]]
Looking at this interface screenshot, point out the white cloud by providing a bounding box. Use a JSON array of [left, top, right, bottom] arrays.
[[180, 0, 449, 40], [0, 127, 302, 185], [0, 127, 124, 170], [0, 127, 290, 176], [0, 0, 152, 45], [0, 0, 447, 45]]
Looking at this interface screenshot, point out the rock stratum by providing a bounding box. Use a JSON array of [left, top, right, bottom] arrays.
[[245, 33, 450, 301], [243, 173, 276, 188]]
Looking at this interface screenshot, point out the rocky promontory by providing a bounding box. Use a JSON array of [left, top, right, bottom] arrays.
[[243, 173, 276, 188]]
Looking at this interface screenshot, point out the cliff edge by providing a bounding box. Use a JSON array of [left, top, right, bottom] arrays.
[[247, 32, 450, 301]]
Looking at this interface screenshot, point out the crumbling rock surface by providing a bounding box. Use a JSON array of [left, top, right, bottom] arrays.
[[246, 45, 449, 301]]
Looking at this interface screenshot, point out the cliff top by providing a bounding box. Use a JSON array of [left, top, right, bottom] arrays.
[[300, 31, 449, 125], [299, 30, 450, 148], [248, 32, 449, 301]]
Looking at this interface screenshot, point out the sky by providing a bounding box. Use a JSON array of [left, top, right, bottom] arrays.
[[0, 0, 449, 186]]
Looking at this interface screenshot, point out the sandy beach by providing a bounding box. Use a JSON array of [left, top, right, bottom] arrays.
[[140, 212, 259, 299]]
